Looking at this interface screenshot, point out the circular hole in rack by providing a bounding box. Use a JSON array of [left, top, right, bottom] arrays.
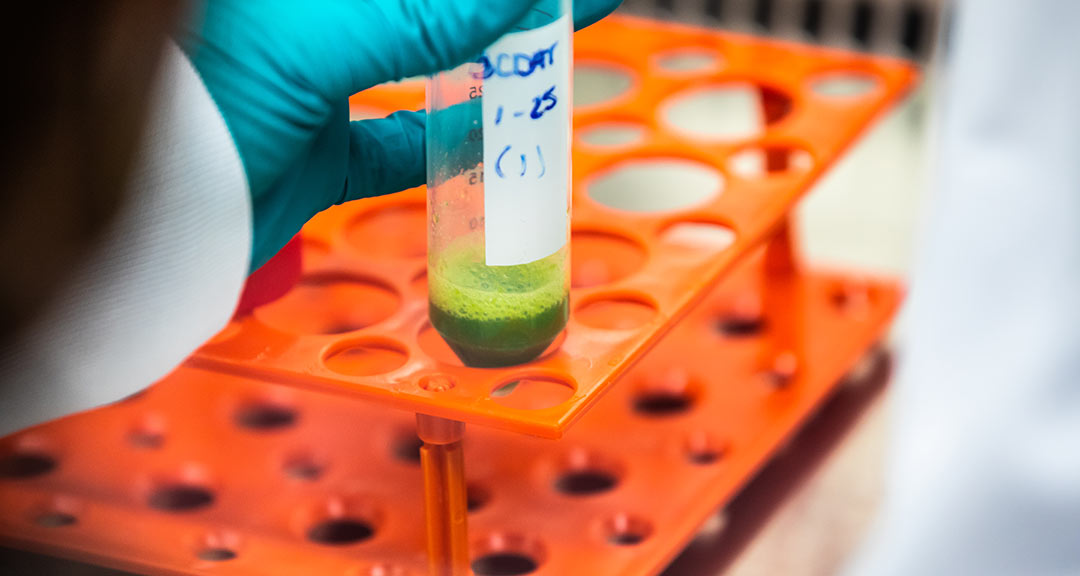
[[471, 533, 546, 576], [811, 72, 881, 98], [307, 518, 376, 546], [589, 159, 723, 213], [571, 230, 647, 289], [553, 451, 622, 497], [34, 511, 77, 528], [685, 432, 728, 465], [197, 531, 242, 560], [555, 470, 618, 495], [729, 146, 813, 179], [324, 339, 409, 377], [656, 50, 722, 73], [660, 221, 736, 252], [254, 273, 400, 335], [0, 451, 57, 480], [148, 483, 215, 512], [632, 368, 701, 417], [234, 401, 297, 432], [128, 420, 166, 449], [468, 483, 491, 513], [714, 293, 765, 337], [574, 294, 658, 331], [391, 432, 424, 465], [574, 64, 633, 108], [716, 314, 765, 337], [197, 548, 237, 562], [491, 375, 576, 411], [345, 203, 427, 260], [633, 393, 691, 415], [299, 498, 382, 547], [604, 513, 654, 546], [283, 453, 325, 482], [663, 83, 792, 141], [579, 123, 646, 148], [472, 554, 538, 576], [30, 497, 83, 528], [763, 352, 799, 388]]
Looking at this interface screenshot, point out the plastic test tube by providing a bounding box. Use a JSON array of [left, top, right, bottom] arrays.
[[426, 0, 574, 369], [421, 3, 573, 575]]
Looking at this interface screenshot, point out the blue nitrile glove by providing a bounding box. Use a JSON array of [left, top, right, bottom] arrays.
[[177, 0, 622, 272]]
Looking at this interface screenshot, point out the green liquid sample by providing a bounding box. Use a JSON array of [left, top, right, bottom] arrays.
[[429, 241, 568, 368]]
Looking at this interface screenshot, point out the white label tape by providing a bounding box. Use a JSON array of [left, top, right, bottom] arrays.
[[480, 15, 571, 267]]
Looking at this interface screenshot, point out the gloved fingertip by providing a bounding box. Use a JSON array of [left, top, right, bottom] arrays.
[[344, 110, 427, 202], [574, 0, 624, 30]]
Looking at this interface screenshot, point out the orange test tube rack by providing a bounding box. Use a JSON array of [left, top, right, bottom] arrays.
[[0, 15, 915, 576]]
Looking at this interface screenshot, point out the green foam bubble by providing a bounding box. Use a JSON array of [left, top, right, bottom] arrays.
[[428, 240, 568, 367], [429, 242, 566, 320]]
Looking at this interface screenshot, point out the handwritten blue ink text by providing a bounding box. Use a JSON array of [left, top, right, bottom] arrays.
[[475, 42, 558, 79]]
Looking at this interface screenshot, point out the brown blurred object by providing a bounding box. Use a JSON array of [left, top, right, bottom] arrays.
[[0, 1, 185, 344]]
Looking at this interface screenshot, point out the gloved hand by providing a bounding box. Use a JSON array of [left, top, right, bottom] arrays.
[[177, 0, 622, 272]]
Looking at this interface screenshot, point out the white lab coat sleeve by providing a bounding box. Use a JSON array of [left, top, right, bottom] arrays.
[[845, 1, 1080, 574], [0, 42, 250, 437]]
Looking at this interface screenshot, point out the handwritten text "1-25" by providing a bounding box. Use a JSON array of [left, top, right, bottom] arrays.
[[495, 86, 558, 124]]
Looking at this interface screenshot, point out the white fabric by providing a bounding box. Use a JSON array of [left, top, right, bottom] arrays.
[[0, 43, 250, 437], [847, 1, 1080, 574]]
